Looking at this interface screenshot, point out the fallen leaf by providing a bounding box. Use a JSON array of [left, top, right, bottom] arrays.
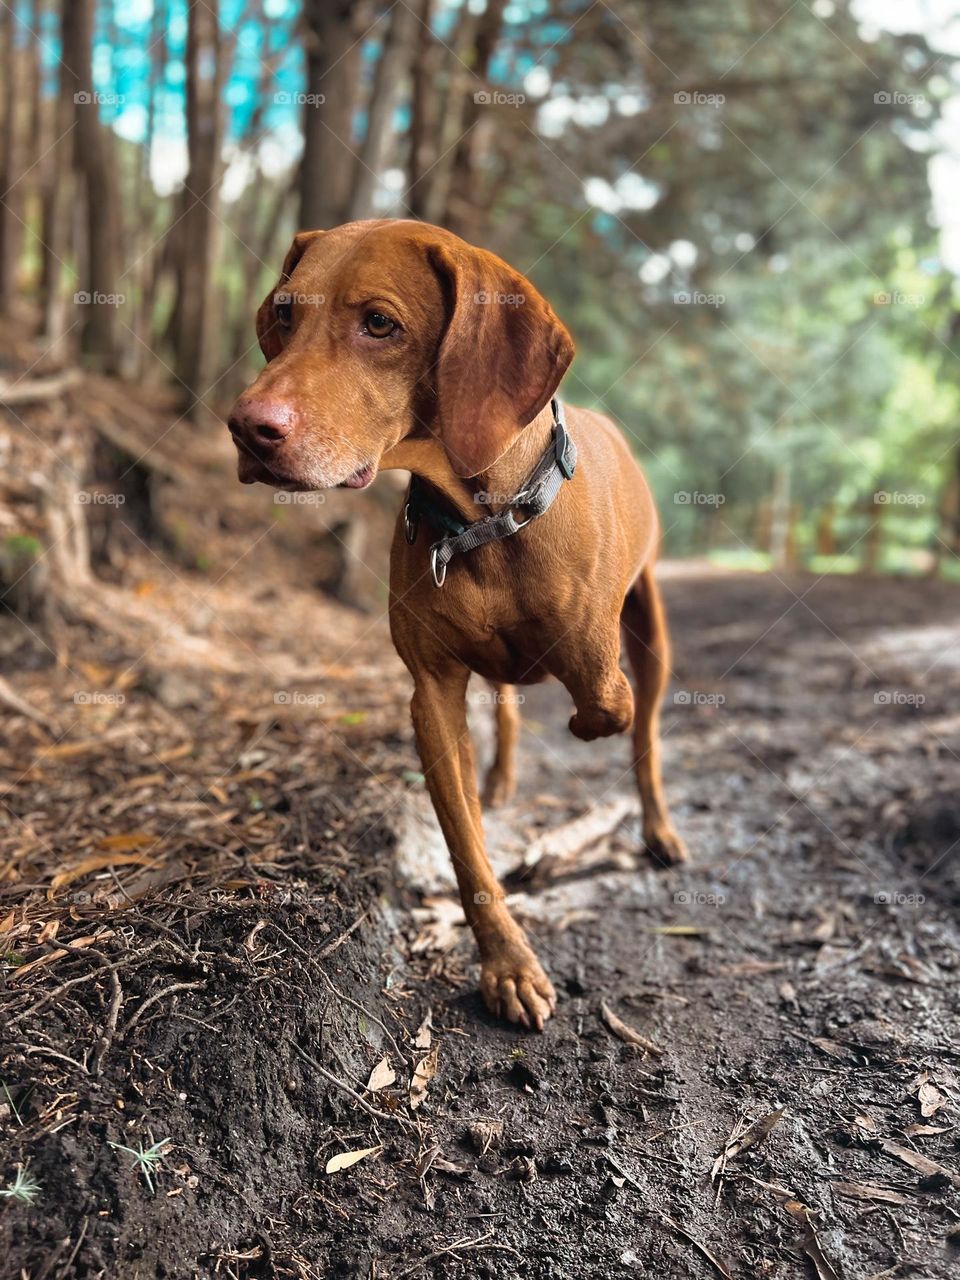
[[466, 1120, 504, 1155], [95, 832, 154, 852], [649, 925, 710, 937], [903, 1123, 953, 1137], [409, 1045, 439, 1110], [832, 1180, 908, 1205], [365, 1057, 396, 1092], [415, 1009, 432, 1050], [659, 1212, 732, 1279], [49, 854, 154, 895], [325, 1145, 382, 1175], [9, 930, 116, 982], [711, 1108, 785, 1180], [881, 1138, 960, 1187], [784, 1202, 841, 1280], [600, 1001, 663, 1057], [913, 1075, 946, 1118]]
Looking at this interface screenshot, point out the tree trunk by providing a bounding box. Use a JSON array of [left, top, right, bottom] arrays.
[[174, 0, 223, 416], [0, 1, 23, 310], [61, 0, 124, 372], [347, 0, 417, 220], [299, 0, 372, 231], [769, 460, 792, 571], [442, 0, 507, 240]]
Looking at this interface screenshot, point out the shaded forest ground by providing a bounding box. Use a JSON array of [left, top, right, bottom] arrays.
[[1, 365, 960, 1277]]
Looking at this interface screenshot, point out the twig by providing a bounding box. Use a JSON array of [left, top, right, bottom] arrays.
[[290, 1043, 408, 1128], [658, 1212, 733, 1280], [316, 909, 370, 959], [44, 940, 123, 1077], [0, 676, 58, 733], [393, 1230, 522, 1278], [120, 981, 205, 1038]]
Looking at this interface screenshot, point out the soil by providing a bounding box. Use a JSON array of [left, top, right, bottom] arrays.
[[3, 552, 960, 1278]]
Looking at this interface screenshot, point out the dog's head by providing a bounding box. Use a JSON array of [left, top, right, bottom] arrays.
[[227, 220, 574, 489]]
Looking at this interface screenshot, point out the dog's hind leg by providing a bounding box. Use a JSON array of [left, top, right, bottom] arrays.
[[621, 564, 687, 865], [483, 683, 519, 808]]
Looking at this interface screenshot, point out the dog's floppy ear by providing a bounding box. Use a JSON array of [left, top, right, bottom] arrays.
[[427, 239, 574, 478], [255, 230, 325, 361]]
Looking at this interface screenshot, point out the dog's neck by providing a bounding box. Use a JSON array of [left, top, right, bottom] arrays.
[[380, 404, 555, 521]]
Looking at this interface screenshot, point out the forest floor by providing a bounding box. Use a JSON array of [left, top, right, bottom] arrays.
[[1, 361, 959, 1278]]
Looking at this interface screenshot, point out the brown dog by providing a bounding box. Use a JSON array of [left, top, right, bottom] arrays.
[[228, 219, 685, 1030]]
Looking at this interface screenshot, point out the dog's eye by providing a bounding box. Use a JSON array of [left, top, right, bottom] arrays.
[[275, 299, 293, 329], [363, 311, 397, 339]]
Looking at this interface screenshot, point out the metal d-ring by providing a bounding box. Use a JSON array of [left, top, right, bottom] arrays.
[[430, 546, 447, 588], [403, 502, 418, 544]]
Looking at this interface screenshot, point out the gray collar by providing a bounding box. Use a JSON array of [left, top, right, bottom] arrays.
[[404, 399, 577, 587]]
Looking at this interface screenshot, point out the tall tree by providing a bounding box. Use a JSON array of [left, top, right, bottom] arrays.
[[0, 0, 23, 311], [174, 0, 224, 414], [61, 0, 124, 371], [299, 0, 372, 230]]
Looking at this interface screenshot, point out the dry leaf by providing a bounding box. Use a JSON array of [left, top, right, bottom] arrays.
[[414, 1009, 432, 1050], [784, 1203, 841, 1280], [832, 1180, 908, 1205], [365, 1057, 396, 1093], [711, 1108, 785, 1179], [325, 1145, 382, 1175], [903, 1123, 952, 1137], [49, 854, 154, 895], [600, 1001, 663, 1056], [914, 1076, 945, 1118], [9, 930, 115, 982], [881, 1139, 960, 1187], [467, 1120, 504, 1155], [95, 832, 154, 852], [410, 1045, 439, 1110]]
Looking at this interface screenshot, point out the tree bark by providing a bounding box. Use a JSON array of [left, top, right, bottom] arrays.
[[299, 0, 372, 231], [347, 0, 417, 220], [174, 0, 224, 416], [442, 0, 507, 240], [0, 0, 23, 310], [61, 0, 124, 372]]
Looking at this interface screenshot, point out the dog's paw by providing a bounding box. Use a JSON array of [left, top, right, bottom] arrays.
[[482, 766, 516, 809], [644, 824, 688, 866], [480, 948, 556, 1031]]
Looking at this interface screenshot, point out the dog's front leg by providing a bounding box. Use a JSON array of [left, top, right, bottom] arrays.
[[410, 666, 556, 1030]]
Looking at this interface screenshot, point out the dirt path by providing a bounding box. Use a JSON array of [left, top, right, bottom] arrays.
[[3, 568, 959, 1279]]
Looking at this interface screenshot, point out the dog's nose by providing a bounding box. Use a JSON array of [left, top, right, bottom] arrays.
[[227, 396, 294, 451]]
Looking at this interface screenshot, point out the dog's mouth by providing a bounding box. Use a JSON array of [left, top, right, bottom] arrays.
[[338, 462, 376, 490], [235, 449, 377, 492]]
